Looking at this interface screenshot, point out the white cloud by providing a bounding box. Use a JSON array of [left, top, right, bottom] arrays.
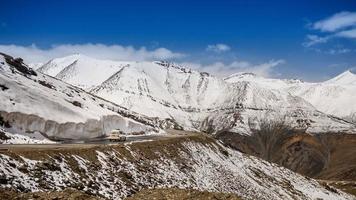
[[336, 28, 356, 38], [302, 34, 331, 47], [313, 11, 356, 32], [0, 43, 284, 78], [305, 46, 352, 55], [206, 43, 231, 53], [326, 48, 351, 55], [181, 59, 285, 78], [304, 11, 356, 48], [0, 43, 184, 63]]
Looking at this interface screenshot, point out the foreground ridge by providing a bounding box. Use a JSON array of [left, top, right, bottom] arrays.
[[0, 134, 353, 200]]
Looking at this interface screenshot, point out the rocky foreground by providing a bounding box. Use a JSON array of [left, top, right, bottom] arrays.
[[0, 188, 242, 200], [0, 133, 354, 200], [216, 121, 356, 196]]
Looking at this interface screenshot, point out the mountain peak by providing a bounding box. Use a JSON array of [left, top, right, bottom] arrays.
[[224, 72, 258, 82], [325, 70, 356, 85], [154, 61, 195, 74], [338, 70, 354, 76]]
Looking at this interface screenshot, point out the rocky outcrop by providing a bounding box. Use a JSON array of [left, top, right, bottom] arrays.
[[0, 53, 37, 76]]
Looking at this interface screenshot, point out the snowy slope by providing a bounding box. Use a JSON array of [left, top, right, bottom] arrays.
[[0, 135, 354, 200], [325, 70, 356, 85], [91, 61, 233, 128], [225, 71, 356, 123], [38, 55, 355, 134], [27, 63, 43, 70], [37, 54, 82, 77], [39, 54, 130, 90], [0, 53, 163, 140], [0, 127, 56, 144]]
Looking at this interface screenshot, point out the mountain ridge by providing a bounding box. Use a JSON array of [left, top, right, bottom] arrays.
[[0, 53, 176, 141], [33, 54, 356, 134]]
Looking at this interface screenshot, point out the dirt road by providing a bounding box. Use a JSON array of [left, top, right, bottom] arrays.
[[0, 130, 199, 151]]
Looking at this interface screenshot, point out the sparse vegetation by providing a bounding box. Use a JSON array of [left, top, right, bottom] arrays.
[[0, 188, 103, 200], [125, 188, 242, 200]]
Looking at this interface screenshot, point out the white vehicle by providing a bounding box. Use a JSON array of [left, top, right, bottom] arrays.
[[105, 130, 126, 142]]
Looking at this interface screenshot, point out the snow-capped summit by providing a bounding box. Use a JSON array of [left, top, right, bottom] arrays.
[[224, 72, 258, 81], [37, 54, 82, 76], [223, 69, 356, 123], [34, 54, 355, 134], [38, 54, 133, 90], [225, 72, 302, 90], [324, 70, 356, 85]]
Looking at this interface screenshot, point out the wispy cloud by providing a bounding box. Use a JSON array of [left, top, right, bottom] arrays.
[[304, 11, 356, 54], [326, 48, 351, 55], [302, 34, 331, 47], [0, 43, 284, 78], [336, 28, 356, 39], [312, 11, 356, 32], [0, 43, 185, 63], [306, 47, 352, 55], [206, 43, 231, 53], [181, 59, 285, 78]]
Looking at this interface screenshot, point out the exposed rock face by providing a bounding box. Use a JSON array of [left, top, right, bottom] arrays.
[[217, 131, 328, 177], [0, 53, 37, 76], [217, 126, 356, 180]]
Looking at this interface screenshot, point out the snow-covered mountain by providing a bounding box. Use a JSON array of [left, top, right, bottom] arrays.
[[0, 53, 168, 141], [35, 54, 356, 134], [2, 53, 356, 199], [226, 71, 356, 123], [325, 70, 356, 85], [38, 54, 130, 90]]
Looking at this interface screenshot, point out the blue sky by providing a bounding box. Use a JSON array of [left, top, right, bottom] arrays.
[[1, 0, 356, 81]]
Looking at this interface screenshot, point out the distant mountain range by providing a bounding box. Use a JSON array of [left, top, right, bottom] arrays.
[[33, 54, 356, 135]]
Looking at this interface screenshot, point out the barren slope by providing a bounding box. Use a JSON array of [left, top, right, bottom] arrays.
[[0, 134, 353, 200]]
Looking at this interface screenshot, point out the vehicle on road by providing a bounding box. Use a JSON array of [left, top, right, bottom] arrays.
[[105, 130, 126, 142]]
